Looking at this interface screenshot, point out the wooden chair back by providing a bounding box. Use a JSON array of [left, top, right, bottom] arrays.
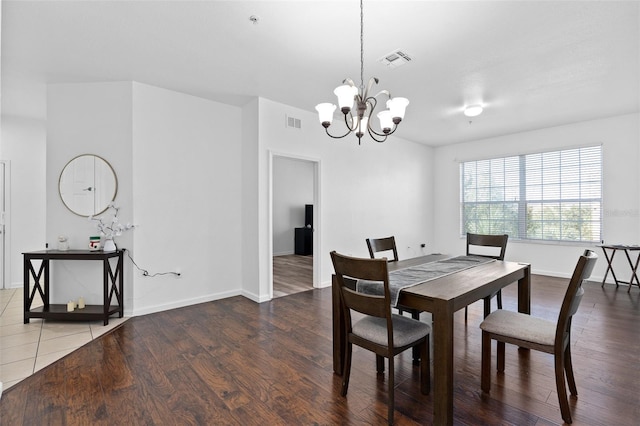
[[330, 251, 391, 321], [466, 233, 508, 260], [555, 249, 597, 349], [366, 236, 399, 262]]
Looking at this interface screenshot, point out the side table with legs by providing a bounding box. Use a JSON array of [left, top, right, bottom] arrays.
[[598, 244, 640, 292]]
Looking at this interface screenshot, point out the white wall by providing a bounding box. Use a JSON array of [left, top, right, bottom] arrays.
[[272, 157, 314, 255], [256, 97, 435, 299], [130, 82, 243, 315], [240, 99, 261, 301], [44, 81, 244, 316], [433, 113, 640, 281], [1, 115, 46, 288], [46, 82, 134, 305]]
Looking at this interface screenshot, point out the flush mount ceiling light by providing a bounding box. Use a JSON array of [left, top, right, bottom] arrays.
[[315, 0, 409, 144], [464, 104, 484, 117]]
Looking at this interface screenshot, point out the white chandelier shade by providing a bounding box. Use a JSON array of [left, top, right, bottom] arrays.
[[334, 85, 358, 113]]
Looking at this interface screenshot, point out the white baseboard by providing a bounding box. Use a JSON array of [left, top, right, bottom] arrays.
[[241, 289, 271, 303], [131, 289, 243, 317]]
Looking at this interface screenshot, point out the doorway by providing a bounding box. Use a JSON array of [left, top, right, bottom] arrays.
[[270, 154, 319, 299]]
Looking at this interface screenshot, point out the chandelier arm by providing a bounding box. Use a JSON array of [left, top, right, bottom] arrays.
[[371, 89, 391, 99], [344, 111, 358, 131], [363, 77, 379, 100], [368, 124, 397, 138], [366, 96, 378, 112], [342, 78, 356, 88], [365, 96, 390, 138], [324, 127, 353, 140], [365, 96, 379, 134], [323, 111, 359, 139], [366, 126, 388, 143]]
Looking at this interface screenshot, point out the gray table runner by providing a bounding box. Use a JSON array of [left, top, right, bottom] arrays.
[[356, 255, 496, 307]]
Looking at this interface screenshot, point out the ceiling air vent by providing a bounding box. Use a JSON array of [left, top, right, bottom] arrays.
[[378, 49, 412, 69], [286, 115, 302, 129]]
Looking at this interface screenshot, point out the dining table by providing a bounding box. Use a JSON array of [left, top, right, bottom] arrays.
[[331, 254, 531, 426]]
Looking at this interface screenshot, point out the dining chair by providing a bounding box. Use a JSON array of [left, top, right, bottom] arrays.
[[366, 236, 423, 366], [366, 236, 399, 262], [479, 249, 597, 424], [330, 251, 431, 425], [366, 236, 418, 319], [465, 233, 509, 321]]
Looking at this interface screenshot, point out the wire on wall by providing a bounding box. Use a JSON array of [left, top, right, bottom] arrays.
[[123, 249, 181, 277]]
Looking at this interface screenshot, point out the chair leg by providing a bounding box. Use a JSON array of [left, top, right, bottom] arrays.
[[420, 338, 431, 395], [555, 352, 572, 424], [564, 343, 578, 396], [481, 331, 491, 393], [342, 343, 353, 396], [496, 289, 503, 309], [376, 355, 385, 373], [412, 346, 420, 365], [497, 341, 505, 372], [388, 356, 395, 425], [464, 306, 468, 322]]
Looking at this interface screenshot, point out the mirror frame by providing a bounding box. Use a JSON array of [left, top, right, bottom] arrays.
[[58, 154, 118, 217]]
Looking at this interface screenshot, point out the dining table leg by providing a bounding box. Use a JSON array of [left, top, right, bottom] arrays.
[[432, 300, 455, 426], [517, 263, 531, 314]]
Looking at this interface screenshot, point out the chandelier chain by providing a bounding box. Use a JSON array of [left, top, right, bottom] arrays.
[[360, 0, 364, 91]]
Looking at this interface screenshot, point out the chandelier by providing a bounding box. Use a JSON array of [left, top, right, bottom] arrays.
[[315, 0, 409, 144]]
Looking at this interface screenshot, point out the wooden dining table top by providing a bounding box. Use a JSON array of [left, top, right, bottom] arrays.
[[391, 254, 530, 312]]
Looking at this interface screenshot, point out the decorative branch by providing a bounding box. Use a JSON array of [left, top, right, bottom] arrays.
[[88, 203, 135, 240]]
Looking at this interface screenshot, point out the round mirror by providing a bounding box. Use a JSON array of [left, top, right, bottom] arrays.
[[59, 154, 118, 217]]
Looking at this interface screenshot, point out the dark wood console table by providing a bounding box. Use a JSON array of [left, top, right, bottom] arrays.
[[23, 249, 124, 325], [598, 244, 640, 292]]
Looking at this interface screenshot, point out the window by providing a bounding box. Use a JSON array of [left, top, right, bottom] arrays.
[[461, 145, 602, 243]]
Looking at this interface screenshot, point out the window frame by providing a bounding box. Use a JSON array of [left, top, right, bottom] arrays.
[[460, 145, 603, 244]]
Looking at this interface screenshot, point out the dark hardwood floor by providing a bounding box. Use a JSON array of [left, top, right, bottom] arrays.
[[273, 254, 313, 298], [1, 275, 638, 425]]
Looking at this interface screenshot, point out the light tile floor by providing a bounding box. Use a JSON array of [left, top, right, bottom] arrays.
[[0, 288, 127, 391]]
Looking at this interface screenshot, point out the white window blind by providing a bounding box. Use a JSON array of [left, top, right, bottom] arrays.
[[460, 145, 602, 243]]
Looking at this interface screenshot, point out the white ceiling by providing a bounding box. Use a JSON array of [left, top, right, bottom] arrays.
[[2, 1, 639, 146]]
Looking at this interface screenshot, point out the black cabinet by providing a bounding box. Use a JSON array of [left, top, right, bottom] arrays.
[[295, 227, 313, 255]]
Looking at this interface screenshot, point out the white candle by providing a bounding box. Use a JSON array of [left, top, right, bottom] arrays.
[[78, 297, 85, 309], [67, 301, 75, 312]]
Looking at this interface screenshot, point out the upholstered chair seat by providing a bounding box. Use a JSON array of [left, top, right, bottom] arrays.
[[480, 309, 556, 347], [353, 314, 431, 348]]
